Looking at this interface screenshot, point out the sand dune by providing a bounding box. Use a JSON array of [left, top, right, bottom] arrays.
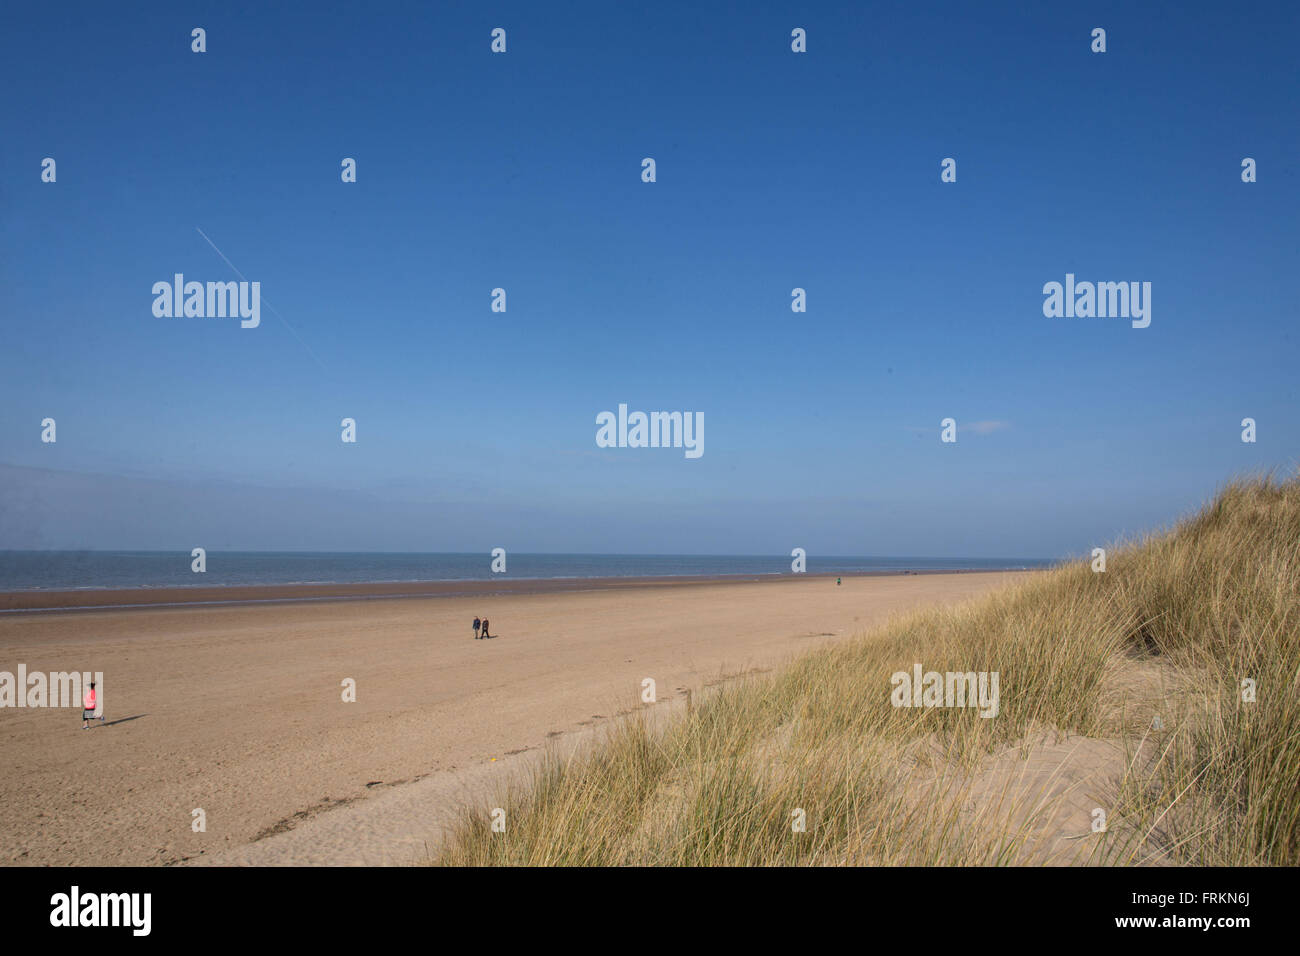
[[0, 572, 1029, 866]]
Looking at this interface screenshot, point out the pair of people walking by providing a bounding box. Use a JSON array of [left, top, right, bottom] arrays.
[[473, 615, 491, 640]]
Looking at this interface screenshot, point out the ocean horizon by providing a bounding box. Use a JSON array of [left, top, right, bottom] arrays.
[[0, 550, 1059, 593]]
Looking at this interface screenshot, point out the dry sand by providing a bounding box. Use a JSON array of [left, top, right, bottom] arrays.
[[0, 571, 1031, 866]]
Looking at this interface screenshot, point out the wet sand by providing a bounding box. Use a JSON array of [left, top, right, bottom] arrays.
[[0, 571, 1031, 865], [0, 570, 986, 613]]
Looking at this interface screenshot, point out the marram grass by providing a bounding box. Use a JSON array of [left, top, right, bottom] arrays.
[[433, 475, 1300, 866]]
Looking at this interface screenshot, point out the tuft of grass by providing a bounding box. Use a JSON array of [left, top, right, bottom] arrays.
[[433, 474, 1300, 866]]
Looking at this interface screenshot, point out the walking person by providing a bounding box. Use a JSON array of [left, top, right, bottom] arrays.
[[82, 681, 100, 730], [480, 617, 490, 639], [473, 615, 481, 640]]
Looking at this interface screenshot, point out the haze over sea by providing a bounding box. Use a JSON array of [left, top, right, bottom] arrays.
[[0, 551, 1053, 592]]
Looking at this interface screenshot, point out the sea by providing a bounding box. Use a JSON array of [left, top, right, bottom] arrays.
[[0, 551, 1056, 593]]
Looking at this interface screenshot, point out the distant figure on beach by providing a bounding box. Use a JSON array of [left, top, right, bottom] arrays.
[[473, 616, 481, 639], [82, 681, 101, 729], [481, 617, 490, 639], [837, 577, 842, 586]]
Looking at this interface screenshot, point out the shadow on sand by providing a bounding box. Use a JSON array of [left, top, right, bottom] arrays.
[[99, 714, 148, 727]]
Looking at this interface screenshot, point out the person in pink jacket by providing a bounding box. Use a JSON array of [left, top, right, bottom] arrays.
[[82, 681, 103, 729]]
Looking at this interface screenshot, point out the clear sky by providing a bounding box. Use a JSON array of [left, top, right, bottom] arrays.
[[1, 0, 1296, 556]]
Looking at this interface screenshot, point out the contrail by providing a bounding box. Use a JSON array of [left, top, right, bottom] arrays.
[[195, 227, 328, 371]]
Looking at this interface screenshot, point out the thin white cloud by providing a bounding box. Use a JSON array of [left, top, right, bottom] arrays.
[[967, 420, 1011, 435]]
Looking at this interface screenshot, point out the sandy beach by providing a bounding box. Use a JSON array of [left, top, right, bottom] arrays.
[[0, 571, 1029, 866]]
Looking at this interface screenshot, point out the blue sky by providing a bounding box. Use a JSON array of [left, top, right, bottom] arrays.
[[1, 0, 1297, 556]]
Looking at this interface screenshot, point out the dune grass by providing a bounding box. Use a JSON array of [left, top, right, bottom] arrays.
[[433, 475, 1300, 866]]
